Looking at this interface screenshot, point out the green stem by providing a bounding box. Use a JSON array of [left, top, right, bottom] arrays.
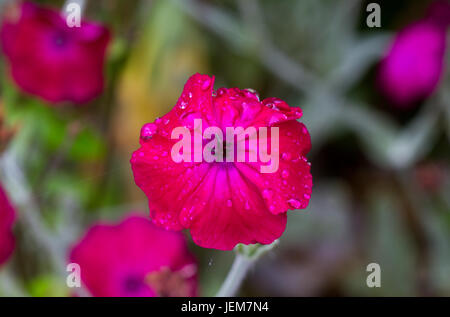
[[216, 253, 254, 297]]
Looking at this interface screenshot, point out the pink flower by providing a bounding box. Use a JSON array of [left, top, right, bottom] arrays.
[[0, 184, 15, 266], [70, 215, 197, 297], [377, 19, 447, 106], [0, 1, 110, 104], [131, 73, 312, 250]]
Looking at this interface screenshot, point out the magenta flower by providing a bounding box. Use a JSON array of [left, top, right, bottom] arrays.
[[0, 2, 110, 104], [0, 184, 15, 266], [377, 19, 448, 106], [131, 73, 312, 250], [70, 215, 197, 297]]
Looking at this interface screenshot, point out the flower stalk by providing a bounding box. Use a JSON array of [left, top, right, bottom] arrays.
[[216, 241, 278, 297]]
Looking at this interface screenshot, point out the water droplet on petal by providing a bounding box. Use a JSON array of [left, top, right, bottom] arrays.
[[281, 169, 290, 179], [244, 88, 260, 101], [262, 189, 273, 200], [268, 113, 288, 126], [201, 78, 211, 90], [179, 101, 188, 109], [140, 123, 158, 140], [303, 193, 311, 200], [281, 152, 291, 161], [244, 201, 251, 210], [287, 198, 302, 209], [227, 199, 233, 207]]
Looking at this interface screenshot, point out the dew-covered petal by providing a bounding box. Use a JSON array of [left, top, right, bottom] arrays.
[[131, 135, 212, 230], [154, 73, 216, 138], [235, 120, 312, 215], [181, 165, 287, 250]]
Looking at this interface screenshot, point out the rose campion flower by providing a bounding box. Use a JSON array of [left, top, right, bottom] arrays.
[[0, 1, 110, 104], [131, 73, 312, 250], [377, 13, 448, 106], [70, 215, 197, 297], [0, 184, 15, 266]]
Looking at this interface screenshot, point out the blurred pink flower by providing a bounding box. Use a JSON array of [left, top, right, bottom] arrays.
[[377, 14, 448, 107], [0, 1, 110, 104], [70, 215, 197, 297], [0, 184, 15, 266], [131, 73, 312, 250]]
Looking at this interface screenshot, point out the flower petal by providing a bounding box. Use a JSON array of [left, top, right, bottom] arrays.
[[181, 165, 287, 250], [131, 135, 211, 230], [235, 120, 312, 215], [70, 215, 196, 297]]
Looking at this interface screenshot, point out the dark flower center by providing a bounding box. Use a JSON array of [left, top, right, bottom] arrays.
[[145, 267, 193, 297], [52, 31, 69, 48], [123, 275, 144, 293]]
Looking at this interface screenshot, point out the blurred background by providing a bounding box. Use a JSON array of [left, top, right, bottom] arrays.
[[0, 0, 449, 296]]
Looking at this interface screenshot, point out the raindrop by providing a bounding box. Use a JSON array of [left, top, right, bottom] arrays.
[[201, 78, 211, 90], [140, 123, 157, 140], [281, 152, 291, 161], [179, 101, 188, 109], [287, 198, 302, 209], [262, 189, 273, 200], [281, 169, 289, 179]]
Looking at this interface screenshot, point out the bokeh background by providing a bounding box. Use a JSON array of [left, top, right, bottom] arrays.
[[0, 0, 449, 296]]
